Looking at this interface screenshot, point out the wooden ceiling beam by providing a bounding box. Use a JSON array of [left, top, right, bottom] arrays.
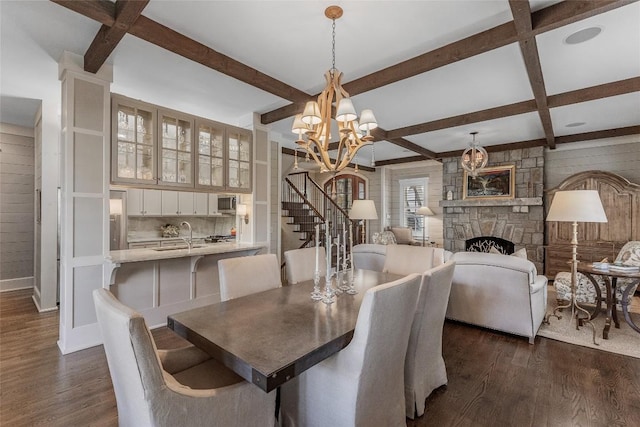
[[51, 0, 115, 26], [509, 1, 555, 149], [531, 0, 637, 35], [555, 125, 640, 145], [84, 0, 150, 73], [548, 77, 640, 107], [52, 0, 310, 103]]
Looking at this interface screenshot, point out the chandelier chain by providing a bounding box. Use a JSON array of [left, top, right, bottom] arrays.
[[331, 18, 336, 74]]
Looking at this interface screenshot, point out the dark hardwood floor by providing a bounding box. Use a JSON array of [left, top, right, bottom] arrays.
[[2, 288, 639, 426]]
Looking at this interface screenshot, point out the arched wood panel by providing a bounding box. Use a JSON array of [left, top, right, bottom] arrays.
[[545, 171, 640, 278]]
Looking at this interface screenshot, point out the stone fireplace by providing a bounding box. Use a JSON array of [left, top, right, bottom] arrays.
[[441, 146, 545, 272]]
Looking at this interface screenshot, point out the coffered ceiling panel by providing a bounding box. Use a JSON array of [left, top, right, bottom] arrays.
[[536, 2, 640, 95]]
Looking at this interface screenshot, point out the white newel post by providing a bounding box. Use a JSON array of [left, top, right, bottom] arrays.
[[57, 51, 112, 354]]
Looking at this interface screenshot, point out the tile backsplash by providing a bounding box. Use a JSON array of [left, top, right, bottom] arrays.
[[128, 216, 235, 239]]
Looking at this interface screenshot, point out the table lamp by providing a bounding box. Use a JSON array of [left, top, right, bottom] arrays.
[[545, 190, 607, 341], [416, 206, 434, 247], [349, 200, 378, 244]]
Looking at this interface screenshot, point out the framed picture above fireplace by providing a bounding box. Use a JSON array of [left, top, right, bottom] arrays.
[[463, 165, 515, 200]]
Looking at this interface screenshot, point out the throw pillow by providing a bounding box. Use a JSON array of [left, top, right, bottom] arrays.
[[488, 246, 527, 259], [390, 227, 413, 244], [512, 248, 528, 259]]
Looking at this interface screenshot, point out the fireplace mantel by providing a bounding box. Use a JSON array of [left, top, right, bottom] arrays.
[[439, 197, 542, 208]]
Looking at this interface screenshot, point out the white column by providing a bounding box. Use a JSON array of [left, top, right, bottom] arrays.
[[57, 51, 112, 354]]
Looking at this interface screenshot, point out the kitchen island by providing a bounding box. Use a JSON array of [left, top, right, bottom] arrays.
[[105, 242, 264, 327]]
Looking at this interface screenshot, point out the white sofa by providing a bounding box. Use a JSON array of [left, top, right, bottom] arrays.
[[352, 244, 452, 273], [446, 251, 548, 344]]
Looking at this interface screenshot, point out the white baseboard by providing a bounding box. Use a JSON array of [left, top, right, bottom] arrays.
[[0, 277, 34, 293]]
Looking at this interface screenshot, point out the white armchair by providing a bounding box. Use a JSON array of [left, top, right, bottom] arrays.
[[554, 240, 640, 310], [93, 288, 276, 427], [447, 252, 548, 344], [279, 274, 421, 427]]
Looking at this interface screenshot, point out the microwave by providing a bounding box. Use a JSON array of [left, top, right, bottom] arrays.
[[218, 196, 236, 213]]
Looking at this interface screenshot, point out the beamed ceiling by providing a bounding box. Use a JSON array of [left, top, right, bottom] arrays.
[[1, 1, 639, 167]]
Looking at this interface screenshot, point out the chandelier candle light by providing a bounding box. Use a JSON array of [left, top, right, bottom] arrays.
[[292, 5, 377, 174], [461, 131, 488, 177]]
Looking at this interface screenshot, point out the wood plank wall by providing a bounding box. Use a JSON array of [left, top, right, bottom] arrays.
[[0, 124, 35, 289], [545, 139, 640, 189]]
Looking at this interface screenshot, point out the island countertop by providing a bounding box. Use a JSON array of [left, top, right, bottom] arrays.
[[107, 242, 264, 264]]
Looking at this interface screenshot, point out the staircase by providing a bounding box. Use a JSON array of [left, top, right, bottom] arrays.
[[281, 200, 323, 246], [282, 172, 354, 250]]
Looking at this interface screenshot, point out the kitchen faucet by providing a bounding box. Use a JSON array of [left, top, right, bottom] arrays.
[[180, 221, 193, 251]]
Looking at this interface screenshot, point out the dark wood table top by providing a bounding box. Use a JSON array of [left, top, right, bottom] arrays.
[[167, 269, 403, 392]]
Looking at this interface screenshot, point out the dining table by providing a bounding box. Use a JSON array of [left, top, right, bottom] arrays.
[[167, 269, 404, 392]]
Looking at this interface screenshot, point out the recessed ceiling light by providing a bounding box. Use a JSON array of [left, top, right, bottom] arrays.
[[564, 27, 602, 45], [566, 122, 586, 128]]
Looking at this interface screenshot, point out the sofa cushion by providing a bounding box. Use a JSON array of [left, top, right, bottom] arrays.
[[372, 230, 397, 245]]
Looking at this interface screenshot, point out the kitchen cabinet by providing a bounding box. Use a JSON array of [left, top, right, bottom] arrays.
[[158, 109, 194, 188], [127, 188, 162, 216], [194, 192, 208, 215], [112, 96, 157, 185], [195, 118, 225, 191], [226, 128, 252, 193], [161, 190, 195, 216], [208, 194, 220, 216], [161, 191, 209, 216]]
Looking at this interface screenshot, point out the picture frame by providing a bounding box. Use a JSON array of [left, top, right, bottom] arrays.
[[463, 165, 515, 200]]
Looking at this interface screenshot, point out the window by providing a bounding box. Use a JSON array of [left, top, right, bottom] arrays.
[[399, 178, 428, 237]]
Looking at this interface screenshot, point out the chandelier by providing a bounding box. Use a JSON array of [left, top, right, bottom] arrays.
[[291, 5, 377, 174], [461, 131, 488, 177]]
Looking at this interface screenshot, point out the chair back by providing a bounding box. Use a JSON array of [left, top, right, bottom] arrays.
[[218, 254, 281, 301], [404, 260, 456, 418], [382, 244, 446, 275], [284, 247, 327, 285], [344, 273, 421, 425], [93, 288, 163, 426]]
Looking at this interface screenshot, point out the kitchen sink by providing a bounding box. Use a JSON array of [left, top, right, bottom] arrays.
[[151, 245, 204, 251]]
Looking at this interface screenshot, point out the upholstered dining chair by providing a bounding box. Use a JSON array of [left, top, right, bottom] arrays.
[[554, 240, 640, 309], [279, 273, 421, 427], [93, 288, 276, 427], [284, 247, 327, 285], [404, 260, 456, 419], [382, 244, 447, 275], [218, 254, 281, 301]]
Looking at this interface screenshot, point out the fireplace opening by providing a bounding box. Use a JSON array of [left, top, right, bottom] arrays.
[[465, 236, 515, 255]]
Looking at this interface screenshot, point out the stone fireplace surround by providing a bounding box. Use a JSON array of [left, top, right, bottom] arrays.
[[441, 146, 545, 273]]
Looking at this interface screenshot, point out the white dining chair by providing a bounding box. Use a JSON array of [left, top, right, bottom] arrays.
[[382, 244, 447, 275], [93, 288, 276, 427], [405, 260, 456, 419], [284, 247, 327, 285], [279, 273, 421, 427], [218, 254, 281, 301]]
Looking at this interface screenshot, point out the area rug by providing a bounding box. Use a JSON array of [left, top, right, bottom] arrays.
[[538, 287, 640, 359]]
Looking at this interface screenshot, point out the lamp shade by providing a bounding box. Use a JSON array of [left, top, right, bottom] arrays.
[[336, 98, 357, 122], [291, 114, 309, 135], [416, 206, 434, 216], [236, 204, 247, 216], [349, 200, 378, 220], [546, 190, 607, 223], [301, 101, 322, 125], [358, 109, 378, 131]]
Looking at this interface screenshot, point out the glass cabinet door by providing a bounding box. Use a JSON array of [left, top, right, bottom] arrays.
[[227, 128, 252, 192], [195, 119, 225, 191], [159, 110, 193, 187], [112, 98, 156, 184]]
